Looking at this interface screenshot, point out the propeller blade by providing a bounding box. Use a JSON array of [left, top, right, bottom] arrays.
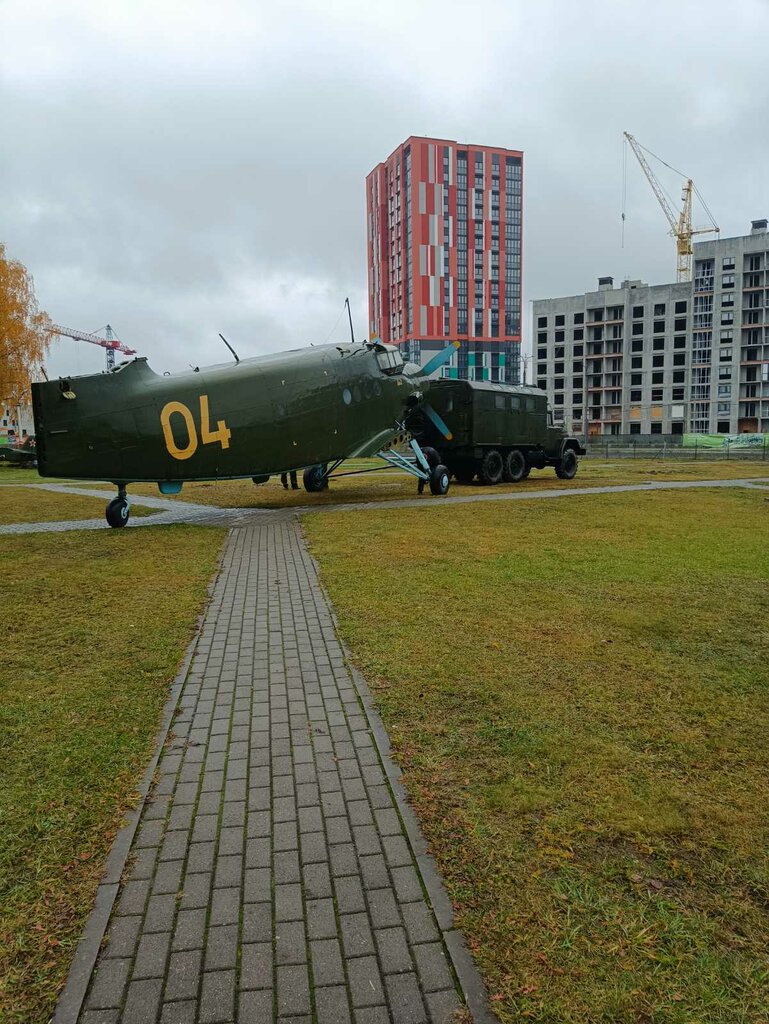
[[411, 340, 459, 378], [422, 401, 453, 440]]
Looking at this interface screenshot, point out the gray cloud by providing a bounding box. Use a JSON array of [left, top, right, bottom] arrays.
[[2, 0, 767, 380]]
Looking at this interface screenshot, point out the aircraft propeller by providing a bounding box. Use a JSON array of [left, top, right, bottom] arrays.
[[406, 340, 460, 378]]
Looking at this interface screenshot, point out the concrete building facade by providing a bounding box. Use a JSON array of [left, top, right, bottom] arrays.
[[533, 220, 769, 436], [366, 136, 523, 382]]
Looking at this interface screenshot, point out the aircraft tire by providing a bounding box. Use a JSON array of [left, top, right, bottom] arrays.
[[106, 497, 130, 528], [555, 450, 578, 480], [429, 464, 450, 495], [421, 446, 441, 468], [303, 465, 328, 492]]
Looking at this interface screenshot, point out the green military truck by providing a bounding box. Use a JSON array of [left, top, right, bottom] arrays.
[[408, 379, 585, 484]]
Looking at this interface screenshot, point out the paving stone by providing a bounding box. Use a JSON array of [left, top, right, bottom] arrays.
[[165, 948, 203, 1002], [310, 937, 345, 987], [121, 978, 163, 1023], [376, 927, 412, 974], [86, 958, 131, 1009], [412, 943, 454, 994], [179, 872, 211, 909], [205, 924, 239, 972], [366, 889, 401, 930], [306, 897, 337, 940], [276, 919, 307, 966], [275, 882, 303, 922], [238, 989, 273, 1018], [133, 930, 171, 979], [210, 886, 241, 926], [103, 915, 142, 958], [241, 942, 272, 990], [242, 901, 272, 942], [401, 903, 439, 945], [352, 1007, 390, 1024], [159, 1001, 196, 1024], [80, 1011, 119, 1024], [315, 984, 353, 1024], [347, 956, 385, 1008], [276, 963, 311, 1016], [153, 859, 184, 895], [172, 908, 207, 951], [385, 973, 428, 1023], [302, 861, 333, 899], [426, 987, 462, 1023], [340, 913, 375, 958], [199, 969, 235, 1023]]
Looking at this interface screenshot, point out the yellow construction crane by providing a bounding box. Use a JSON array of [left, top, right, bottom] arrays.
[[622, 131, 719, 282]]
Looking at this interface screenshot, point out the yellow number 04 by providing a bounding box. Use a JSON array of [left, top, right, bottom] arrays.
[[160, 395, 231, 461]]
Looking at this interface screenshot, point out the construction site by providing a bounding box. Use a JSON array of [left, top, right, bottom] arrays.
[[535, 133, 769, 440]]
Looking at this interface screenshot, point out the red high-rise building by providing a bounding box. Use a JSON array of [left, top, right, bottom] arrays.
[[366, 136, 523, 382]]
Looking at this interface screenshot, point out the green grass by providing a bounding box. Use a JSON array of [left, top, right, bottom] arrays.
[[304, 488, 769, 1023], [0, 526, 225, 1023], [0, 487, 157, 525], [119, 457, 769, 510]]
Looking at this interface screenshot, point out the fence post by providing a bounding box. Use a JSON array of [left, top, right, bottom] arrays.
[[764, 439, 767, 463], [726, 439, 730, 461], [605, 442, 609, 460], [694, 440, 698, 461]]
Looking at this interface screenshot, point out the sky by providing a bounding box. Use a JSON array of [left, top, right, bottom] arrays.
[[2, 0, 768, 380]]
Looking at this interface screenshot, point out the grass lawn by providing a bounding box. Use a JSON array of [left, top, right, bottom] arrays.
[[0, 526, 225, 1023], [304, 488, 769, 1023], [0, 487, 157, 525], [118, 457, 769, 510]]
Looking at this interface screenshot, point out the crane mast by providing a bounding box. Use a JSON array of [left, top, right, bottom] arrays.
[[623, 132, 719, 283]]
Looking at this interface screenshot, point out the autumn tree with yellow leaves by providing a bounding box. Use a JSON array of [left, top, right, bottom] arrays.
[[0, 243, 51, 412]]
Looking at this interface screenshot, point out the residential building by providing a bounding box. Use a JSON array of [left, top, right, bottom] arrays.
[[533, 220, 769, 435], [1, 401, 33, 442], [366, 136, 523, 383]]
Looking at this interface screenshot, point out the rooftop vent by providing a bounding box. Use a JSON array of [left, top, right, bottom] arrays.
[[598, 276, 614, 289], [751, 219, 767, 234]]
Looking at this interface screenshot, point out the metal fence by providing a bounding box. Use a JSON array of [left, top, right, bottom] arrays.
[[582, 437, 769, 461]]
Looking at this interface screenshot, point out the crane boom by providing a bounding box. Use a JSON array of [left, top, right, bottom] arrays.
[[48, 324, 137, 370], [623, 131, 719, 282]]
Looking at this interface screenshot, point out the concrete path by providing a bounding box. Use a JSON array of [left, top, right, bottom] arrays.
[[58, 520, 483, 1024], [2, 476, 768, 536]]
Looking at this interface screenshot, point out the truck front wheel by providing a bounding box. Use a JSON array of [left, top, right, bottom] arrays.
[[555, 450, 578, 480], [479, 449, 503, 485], [503, 449, 527, 483]]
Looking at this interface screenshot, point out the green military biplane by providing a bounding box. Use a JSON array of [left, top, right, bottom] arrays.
[[31, 340, 457, 527]]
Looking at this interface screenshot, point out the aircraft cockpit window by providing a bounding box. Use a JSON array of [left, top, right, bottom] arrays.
[[376, 349, 404, 375]]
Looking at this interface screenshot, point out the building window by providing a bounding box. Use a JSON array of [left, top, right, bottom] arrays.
[[650, 423, 662, 434], [631, 356, 642, 369], [632, 323, 644, 335], [674, 336, 686, 349], [717, 420, 730, 433], [537, 316, 547, 328], [675, 300, 687, 313], [674, 318, 687, 331], [653, 320, 665, 333], [632, 305, 644, 318], [652, 371, 663, 384], [573, 344, 583, 356], [631, 339, 643, 352], [654, 303, 665, 315], [652, 354, 664, 367], [672, 370, 685, 383], [651, 388, 663, 401], [631, 373, 642, 386], [653, 338, 665, 351], [720, 348, 732, 361]]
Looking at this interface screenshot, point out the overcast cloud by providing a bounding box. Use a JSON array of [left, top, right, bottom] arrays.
[[2, 0, 768, 379]]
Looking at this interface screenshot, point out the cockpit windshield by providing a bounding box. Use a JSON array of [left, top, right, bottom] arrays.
[[375, 347, 404, 375]]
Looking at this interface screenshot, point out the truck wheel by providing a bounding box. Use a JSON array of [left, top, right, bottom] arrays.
[[303, 465, 329, 492], [521, 466, 531, 478], [555, 450, 578, 480], [503, 449, 527, 483], [429, 464, 450, 495], [479, 449, 503, 485]]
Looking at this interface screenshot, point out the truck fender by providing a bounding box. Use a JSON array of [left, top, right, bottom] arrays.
[[560, 437, 586, 458]]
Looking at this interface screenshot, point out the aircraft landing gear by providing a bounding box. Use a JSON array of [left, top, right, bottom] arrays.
[[106, 487, 130, 528]]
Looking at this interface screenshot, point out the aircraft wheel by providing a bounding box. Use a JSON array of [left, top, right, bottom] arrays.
[[303, 465, 328, 492], [503, 449, 527, 483], [479, 449, 503, 485], [429, 464, 450, 495], [421, 446, 441, 468], [106, 497, 130, 528], [555, 450, 578, 480]]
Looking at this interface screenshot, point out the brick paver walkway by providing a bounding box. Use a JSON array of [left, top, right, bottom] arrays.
[[65, 521, 476, 1024]]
